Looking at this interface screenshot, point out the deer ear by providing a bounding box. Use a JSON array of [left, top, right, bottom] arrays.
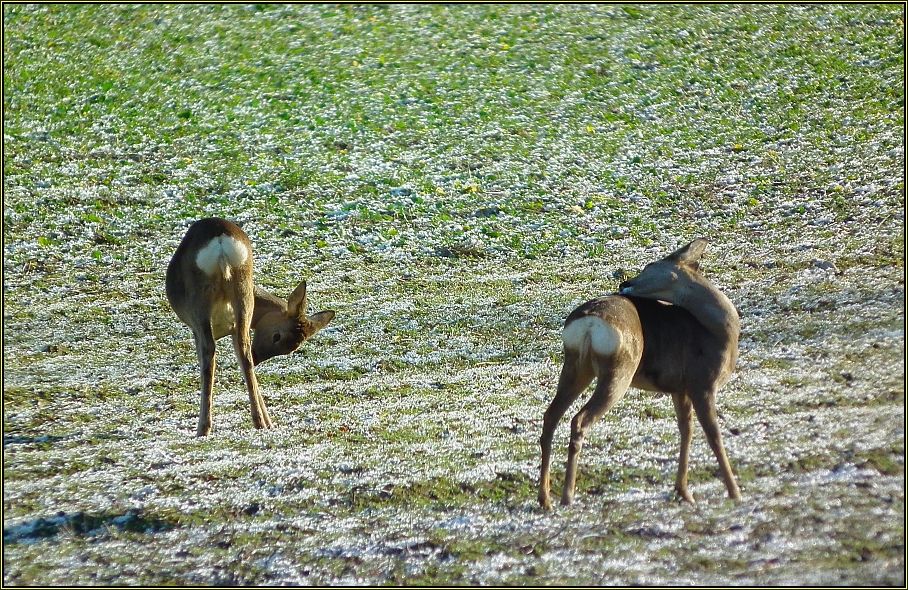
[[306, 310, 335, 336], [287, 280, 308, 319], [669, 238, 708, 265]]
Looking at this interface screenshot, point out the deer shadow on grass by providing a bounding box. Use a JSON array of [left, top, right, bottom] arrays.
[[3, 509, 175, 545]]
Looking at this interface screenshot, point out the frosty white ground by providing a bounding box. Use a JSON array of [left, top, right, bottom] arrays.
[[3, 3, 905, 586]]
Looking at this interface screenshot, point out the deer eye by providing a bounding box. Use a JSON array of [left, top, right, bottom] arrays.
[[272, 333, 281, 344]]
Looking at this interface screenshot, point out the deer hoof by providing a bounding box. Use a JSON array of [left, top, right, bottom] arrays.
[[252, 415, 273, 429], [673, 488, 695, 504]]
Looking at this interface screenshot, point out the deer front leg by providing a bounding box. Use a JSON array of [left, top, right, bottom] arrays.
[[193, 328, 216, 437], [671, 392, 695, 503], [692, 392, 741, 500], [540, 352, 592, 510]]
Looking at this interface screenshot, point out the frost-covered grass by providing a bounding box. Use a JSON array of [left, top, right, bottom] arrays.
[[3, 3, 905, 586]]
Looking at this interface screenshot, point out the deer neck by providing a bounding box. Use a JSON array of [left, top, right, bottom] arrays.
[[679, 282, 739, 343], [252, 286, 287, 327]]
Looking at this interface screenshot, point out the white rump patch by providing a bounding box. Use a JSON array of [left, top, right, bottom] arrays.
[[195, 234, 249, 280], [562, 315, 620, 357]]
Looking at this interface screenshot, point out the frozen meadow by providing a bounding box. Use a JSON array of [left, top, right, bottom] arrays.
[[3, 4, 904, 585]]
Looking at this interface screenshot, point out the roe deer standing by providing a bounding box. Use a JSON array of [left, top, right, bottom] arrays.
[[538, 238, 741, 509], [166, 217, 335, 436]]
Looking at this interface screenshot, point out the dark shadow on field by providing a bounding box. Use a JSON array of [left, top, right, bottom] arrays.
[[3, 434, 69, 447], [3, 509, 175, 545]]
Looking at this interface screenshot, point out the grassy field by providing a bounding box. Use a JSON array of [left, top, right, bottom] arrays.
[[3, 3, 904, 585]]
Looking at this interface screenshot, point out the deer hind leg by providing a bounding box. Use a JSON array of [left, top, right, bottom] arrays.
[[193, 326, 216, 437], [671, 392, 695, 503], [539, 349, 594, 511], [561, 361, 633, 506], [233, 292, 272, 430], [691, 392, 741, 500], [232, 330, 271, 429]]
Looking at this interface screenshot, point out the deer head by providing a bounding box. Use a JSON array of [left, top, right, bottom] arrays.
[[618, 238, 709, 306], [251, 280, 335, 366]]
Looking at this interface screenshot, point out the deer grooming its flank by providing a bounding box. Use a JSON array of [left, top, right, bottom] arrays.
[[166, 218, 335, 436], [539, 239, 741, 510]]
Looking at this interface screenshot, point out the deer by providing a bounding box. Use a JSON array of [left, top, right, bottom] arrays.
[[538, 238, 741, 510], [165, 217, 335, 437]]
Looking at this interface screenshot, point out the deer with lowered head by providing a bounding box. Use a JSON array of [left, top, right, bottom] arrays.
[[539, 238, 741, 510], [166, 217, 335, 436]]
